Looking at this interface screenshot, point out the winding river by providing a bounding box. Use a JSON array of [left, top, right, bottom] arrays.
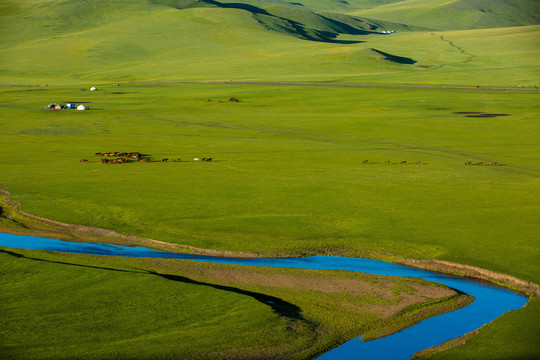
[[0, 233, 528, 359]]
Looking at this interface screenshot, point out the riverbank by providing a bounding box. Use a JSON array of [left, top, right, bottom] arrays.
[[399, 259, 540, 299], [2, 188, 538, 299]]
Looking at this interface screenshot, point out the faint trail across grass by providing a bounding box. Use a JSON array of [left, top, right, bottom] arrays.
[[120, 80, 539, 91], [439, 35, 477, 64]]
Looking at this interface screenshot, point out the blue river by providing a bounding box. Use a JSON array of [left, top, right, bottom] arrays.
[[0, 233, 528, 359]]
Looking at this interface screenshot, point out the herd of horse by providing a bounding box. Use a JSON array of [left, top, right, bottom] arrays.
[[362, 160, 421, 165], [80, 152, 212, 164], [361, 160, 499, 166], [465, 161, 499, 166], [81, 153, 498, 166]]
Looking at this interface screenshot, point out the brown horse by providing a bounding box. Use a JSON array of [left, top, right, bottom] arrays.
[[465, 162, 472, 165], [363, 160, 369, 164], [400, 161, 407, 165]]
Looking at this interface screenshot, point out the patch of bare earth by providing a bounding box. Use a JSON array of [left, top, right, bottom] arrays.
[[154, 262, 461, 318], [366, 282, 457, 319]]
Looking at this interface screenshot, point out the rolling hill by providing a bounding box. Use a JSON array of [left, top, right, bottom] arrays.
[[353, 0, 540, 30], [1, 0, 538, 86]]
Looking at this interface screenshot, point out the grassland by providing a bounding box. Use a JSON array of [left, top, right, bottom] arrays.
[[1, 0, 539, 358], [0, 82, 538, 358], [352, 0, 540, 30], [1, 83, 538, 279]]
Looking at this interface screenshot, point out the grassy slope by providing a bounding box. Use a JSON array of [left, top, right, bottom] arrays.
[[1, 1, 539, 86], [353, 0, 540, 30]]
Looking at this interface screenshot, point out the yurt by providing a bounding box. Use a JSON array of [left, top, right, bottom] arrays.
[[77, 105, 87, 111], [90, 87, 97, 91], [66, 103, 76, 109]]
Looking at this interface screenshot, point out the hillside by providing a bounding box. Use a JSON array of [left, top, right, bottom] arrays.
[[353, 0, 540, 30], [0, 0, 538, 86]]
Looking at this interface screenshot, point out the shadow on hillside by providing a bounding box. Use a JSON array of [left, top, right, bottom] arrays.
[[170, 0, 365, 44], [370, 48, 416, 64]]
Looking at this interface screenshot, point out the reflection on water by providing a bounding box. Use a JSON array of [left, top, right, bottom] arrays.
[[0, 233, 528, 360]]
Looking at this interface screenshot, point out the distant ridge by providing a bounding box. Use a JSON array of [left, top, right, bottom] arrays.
[[353, 0, 540, 30], [1, 0, 538, 85]]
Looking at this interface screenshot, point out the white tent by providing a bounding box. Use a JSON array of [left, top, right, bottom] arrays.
[[90, 87, 97, 91], [77, 105, 87, 111], [66, 103, 76, 109]]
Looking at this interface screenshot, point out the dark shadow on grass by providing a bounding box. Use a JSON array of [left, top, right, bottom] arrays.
[[319, 15, 374, 35], [175, 0, 364, 44], [153, 272, 304, 320], [370, 48, 416, 64], [0, 248, 145, 273], [0, 248, 303, 320]]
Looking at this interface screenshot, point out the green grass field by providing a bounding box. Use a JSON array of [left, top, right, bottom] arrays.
[[1, 0, 539, 358], [1, 83, 538, 280], [1, 82, 538, 358]]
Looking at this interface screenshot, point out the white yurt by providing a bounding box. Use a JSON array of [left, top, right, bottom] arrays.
[[90, 87, 97, 91], [77, 105, 87, 111]]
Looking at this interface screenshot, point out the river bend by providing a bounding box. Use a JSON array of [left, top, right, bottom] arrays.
[[0, 233, 527, 359]]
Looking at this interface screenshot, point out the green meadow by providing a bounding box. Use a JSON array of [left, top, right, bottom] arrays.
[[1, 84, 538, 278], [1, 0, 539, 358], [1, 82, 539, 358]]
